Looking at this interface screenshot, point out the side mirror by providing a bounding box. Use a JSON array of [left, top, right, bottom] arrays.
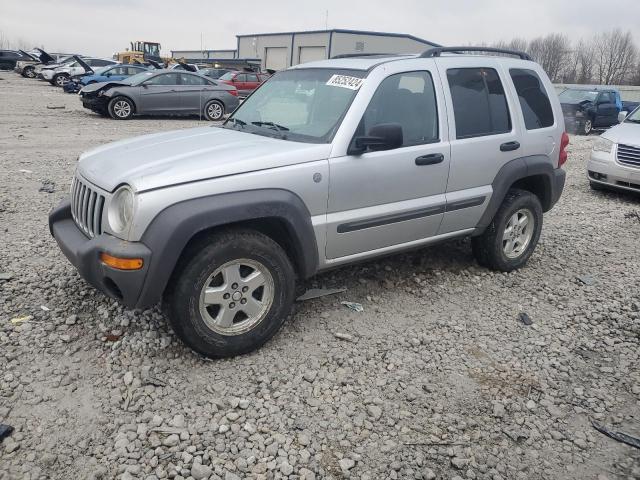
[[350, 123, 403, 154], [618, 111, 628, 123]]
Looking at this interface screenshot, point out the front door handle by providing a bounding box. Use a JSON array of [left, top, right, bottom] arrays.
[[500, 141, 521, 152], [415, 153, 444, 166]]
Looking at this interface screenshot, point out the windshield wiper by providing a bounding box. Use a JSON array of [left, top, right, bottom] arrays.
[[251, 121, 290, 132], [626, 119, 640, 124]]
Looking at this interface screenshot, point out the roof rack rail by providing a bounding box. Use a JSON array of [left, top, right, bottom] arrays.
[[330, 53, 403, 59], [420, 46, 532, 61]]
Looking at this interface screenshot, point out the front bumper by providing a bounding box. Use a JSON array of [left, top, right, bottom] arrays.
[[81, 96, 105, 110], [588, 151, 640, 193], [49, 200, 153, 308]]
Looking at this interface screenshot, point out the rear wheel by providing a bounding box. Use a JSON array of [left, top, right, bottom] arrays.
[[204, 100, 225, 121], [108, 96, 134, 120], [472, 189, 543, 272], [163, 229, 295, 358]]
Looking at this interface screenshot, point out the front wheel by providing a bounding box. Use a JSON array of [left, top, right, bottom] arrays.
[[163, 229, 295, 358], [582, 119, 593, 135], [472, 189, 543, 272], [23, 67, 36, 78], [53, 73, 69, 87], [108, 96, 134, 119], [204, 100, 225, 121]]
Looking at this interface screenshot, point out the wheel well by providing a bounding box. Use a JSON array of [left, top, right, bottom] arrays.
[[172, 218, 305, 285], [510, 175, 552, 211]]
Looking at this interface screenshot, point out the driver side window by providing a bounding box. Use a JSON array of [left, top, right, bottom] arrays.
[[358, 71, 439, 147]]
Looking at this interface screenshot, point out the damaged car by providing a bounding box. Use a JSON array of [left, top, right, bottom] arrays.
[[42, 56, 117, 86], [79, 70, 239, 121], [14, 48, 56, 78], [560, 87, 640, 135], [63, 64, 149, 93]]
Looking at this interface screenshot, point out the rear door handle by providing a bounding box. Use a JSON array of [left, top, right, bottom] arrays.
[[500, 141, 521, 152], [415, 153, 444, 166]]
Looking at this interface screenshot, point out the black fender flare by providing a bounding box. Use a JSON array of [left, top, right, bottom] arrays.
[[135, 189, 318, 308], [474, 155, 565, 234]]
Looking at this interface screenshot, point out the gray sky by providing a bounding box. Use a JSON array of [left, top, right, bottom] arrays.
[[1, 0, 638, 57]]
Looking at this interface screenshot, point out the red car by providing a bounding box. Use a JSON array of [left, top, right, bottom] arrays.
[[218, 71, 270, 96]]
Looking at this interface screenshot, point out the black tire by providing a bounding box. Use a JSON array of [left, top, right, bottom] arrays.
[[53, 73, 69, 87], [108, 96, 134, 120], [582, 118, 593, 135], [163, 229, 295, 358], [472, 189, 543, 272], [23, 67, 36, 78], [204, 99, 225, 121]]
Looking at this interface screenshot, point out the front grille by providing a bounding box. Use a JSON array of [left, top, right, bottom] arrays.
[[617, 143, 640, 168], [70, 176, 105, 238]]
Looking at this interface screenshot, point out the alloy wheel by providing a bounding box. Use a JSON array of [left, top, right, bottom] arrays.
[[113, 100, 131, 118], [502, 208, 535, 259], [198, 259, 274, 336]]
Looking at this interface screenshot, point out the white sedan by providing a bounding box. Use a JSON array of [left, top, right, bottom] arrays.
[[588, 107, 640, 194]]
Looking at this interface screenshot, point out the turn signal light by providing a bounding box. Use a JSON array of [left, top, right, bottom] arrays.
[[100, 253, 143, 270]]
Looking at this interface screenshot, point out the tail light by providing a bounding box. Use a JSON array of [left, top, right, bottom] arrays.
[[558, 132, 569, 168], [228, 88, 238, 97]]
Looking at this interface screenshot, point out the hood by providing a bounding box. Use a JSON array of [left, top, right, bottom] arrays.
[[80, 80, 130, 94], [78, 127, 332, 192], [601, 122, 640, 145], [35, 48, 55, 64]]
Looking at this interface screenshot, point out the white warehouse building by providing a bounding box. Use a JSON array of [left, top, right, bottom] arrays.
[[236, 29, 440, 70]]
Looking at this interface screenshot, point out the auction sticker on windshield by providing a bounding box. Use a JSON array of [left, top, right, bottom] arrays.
[[326, 74, 364, 90]]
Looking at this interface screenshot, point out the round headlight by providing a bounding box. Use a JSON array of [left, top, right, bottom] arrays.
[[108, 186, 134, 234]]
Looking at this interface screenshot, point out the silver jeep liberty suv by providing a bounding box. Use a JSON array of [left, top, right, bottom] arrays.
[[49, 47, 568, 358]]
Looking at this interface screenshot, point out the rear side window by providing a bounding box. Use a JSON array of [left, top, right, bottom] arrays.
[[509, 69, 554, 129], [447, 68, 511, 139]]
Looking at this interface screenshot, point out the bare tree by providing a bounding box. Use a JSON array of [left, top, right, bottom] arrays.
[[527, 34, 571, 83], [594, 29, 637, 85]]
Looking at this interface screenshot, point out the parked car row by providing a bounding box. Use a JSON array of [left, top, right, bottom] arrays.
[[8, 47, 274, 121]]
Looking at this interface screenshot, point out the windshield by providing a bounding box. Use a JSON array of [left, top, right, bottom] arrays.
[[125, 71, 155, 85], [626, 106, 640, 123], [559, 89, 598, 104], [225, 68, 366, 143]]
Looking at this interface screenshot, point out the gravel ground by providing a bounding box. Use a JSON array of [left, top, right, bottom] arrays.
[[1, 73, 639, 480]]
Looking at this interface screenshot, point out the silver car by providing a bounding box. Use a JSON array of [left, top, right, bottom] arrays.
[[588, 107, 640, 194], [79, 70, 240, 121], [50, 47, 567, 358]]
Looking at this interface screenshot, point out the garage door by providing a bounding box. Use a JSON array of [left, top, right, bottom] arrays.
[[265, 47, 288, 71], [298, 46, 326, 65]]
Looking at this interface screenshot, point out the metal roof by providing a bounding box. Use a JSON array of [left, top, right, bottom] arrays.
[[236, 29, 440, 47]]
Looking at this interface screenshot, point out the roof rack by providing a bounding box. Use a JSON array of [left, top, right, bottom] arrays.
[[330, 53, 404, 59], [420, 46, 532, 61]]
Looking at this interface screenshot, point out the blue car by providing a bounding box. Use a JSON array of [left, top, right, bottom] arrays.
[[80, 64, 148, 86]]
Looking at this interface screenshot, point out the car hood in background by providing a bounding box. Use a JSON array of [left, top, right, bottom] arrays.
[[601, 122, 640, 145], [78, 127, 331, 192]]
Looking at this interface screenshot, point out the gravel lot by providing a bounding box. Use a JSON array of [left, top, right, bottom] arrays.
[[1, 73, 639, 480]]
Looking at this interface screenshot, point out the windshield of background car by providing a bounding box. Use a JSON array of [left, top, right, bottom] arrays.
[[125, 71, 156, 85], [225, 68, 367, 143], [559, 89, 598, 104], [626, 107, 640, 123]]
